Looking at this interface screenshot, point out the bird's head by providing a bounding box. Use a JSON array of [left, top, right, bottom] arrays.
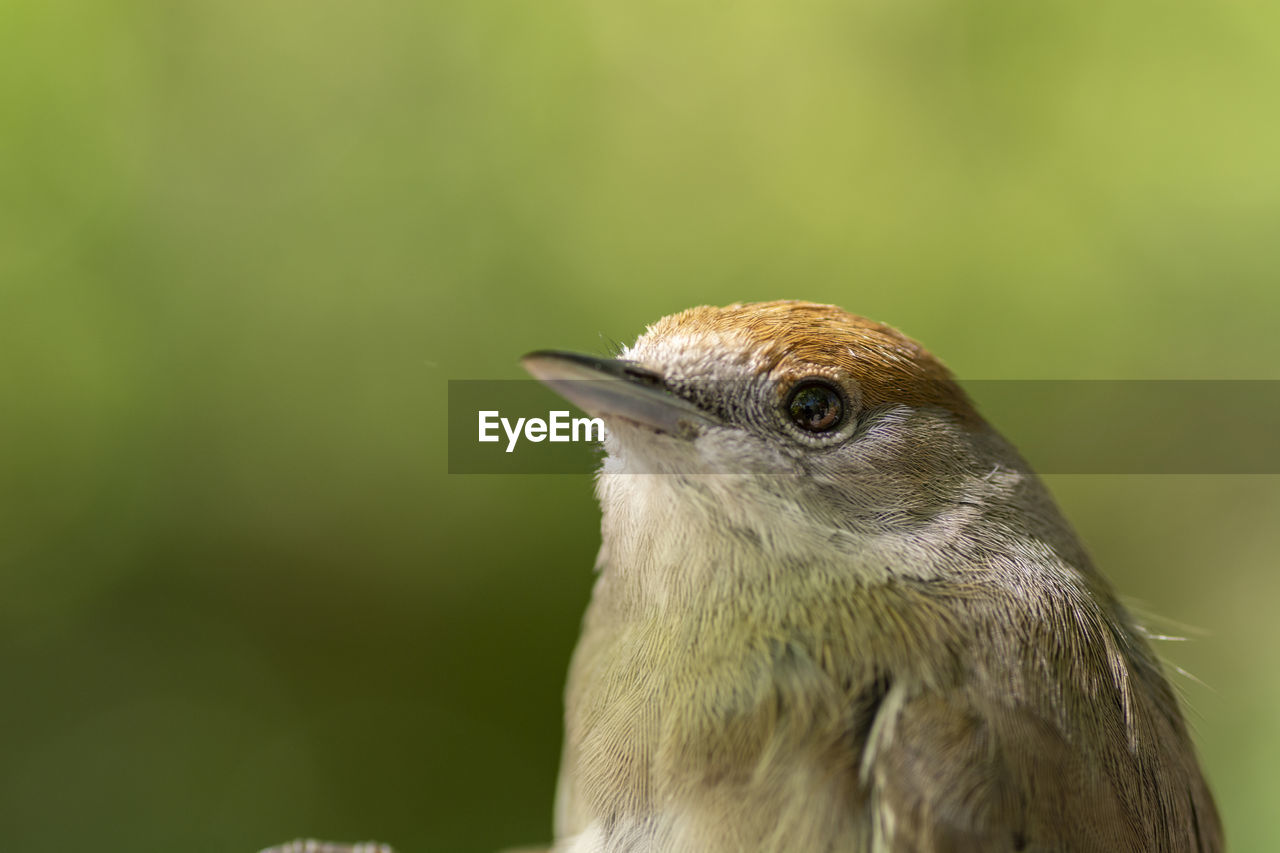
[[524, 301, 1059, 585]]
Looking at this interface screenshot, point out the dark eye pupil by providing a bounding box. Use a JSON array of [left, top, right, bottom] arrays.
[[788, 384, 843, 432]]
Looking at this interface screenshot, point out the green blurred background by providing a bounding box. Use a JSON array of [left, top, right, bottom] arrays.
[[2, 0, 1278, 850]]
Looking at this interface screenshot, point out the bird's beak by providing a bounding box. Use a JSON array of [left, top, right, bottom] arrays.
[[522, 350, 721, 438]]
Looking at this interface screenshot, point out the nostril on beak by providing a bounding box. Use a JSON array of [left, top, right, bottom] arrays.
[[617, 363, 667, 390]]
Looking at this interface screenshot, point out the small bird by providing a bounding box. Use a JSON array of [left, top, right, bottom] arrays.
[[521, 301, 1221, 853]]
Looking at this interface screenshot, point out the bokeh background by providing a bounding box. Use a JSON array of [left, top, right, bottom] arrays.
[[3, 1, 1278, 850]]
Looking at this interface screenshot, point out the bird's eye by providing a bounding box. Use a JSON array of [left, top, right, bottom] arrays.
[[786, 381, 845, 432]]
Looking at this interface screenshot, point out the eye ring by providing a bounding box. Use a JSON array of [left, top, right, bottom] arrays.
[[785, 379, 846, 433]]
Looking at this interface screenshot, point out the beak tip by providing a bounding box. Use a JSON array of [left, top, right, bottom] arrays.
[[520, 350, 582, 382], [515, 349, 720, 434]]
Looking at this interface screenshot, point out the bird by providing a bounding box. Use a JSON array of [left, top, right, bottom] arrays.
[[519, 300, 1222, 853]]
